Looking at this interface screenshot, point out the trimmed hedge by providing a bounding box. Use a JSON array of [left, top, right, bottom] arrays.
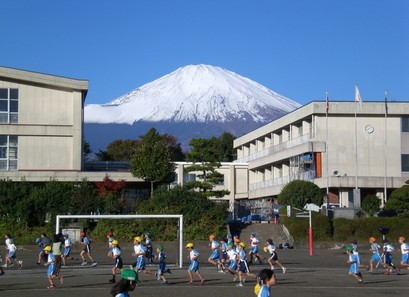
[[282, 213, 409, 244]]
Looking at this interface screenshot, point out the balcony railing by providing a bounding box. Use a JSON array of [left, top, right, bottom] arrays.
[[249, 169, 316, 191], [236, 133, 311, 163]]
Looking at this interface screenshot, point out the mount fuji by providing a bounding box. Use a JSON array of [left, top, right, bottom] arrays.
[[84, 64, 301, 153]]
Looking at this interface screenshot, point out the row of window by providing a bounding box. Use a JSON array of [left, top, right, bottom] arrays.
[[403, 116, 409, 132], [0, 88, 19, 124], [0, 135, 18, 171], [402, 154, 409, 172]]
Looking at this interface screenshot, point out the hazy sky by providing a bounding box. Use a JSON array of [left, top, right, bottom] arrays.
[[1, 0, 408, 105]]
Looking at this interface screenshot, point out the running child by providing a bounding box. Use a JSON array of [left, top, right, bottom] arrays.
[[155, 244, 171, 284], [350, 239, 369, 270], [208, 234, 224, 272], [224, 242, 239, 279], [132, 236, 154, 276], [109, 240, 123, 283], [38, 233, 51, 264], [346, 245, 363, 284], [80, 232, 97, 267], [144, 232, 154, 264], [255, 268, 277, 297], [110, 269, 139, 297], [3, 238, 22, 269], [383, 239, 400, 275], [264, 239, 286, 273], [398, 236, 409, 270], [186, 242, 205, 286], [43, 245, 64, 289], [249, 232, 264, 264], [51, 234, 63, 276], [62, 234, 72, 266], [236, 242, 256, 287], [220, 237, 229, 269], [368, 237, 386, 272]]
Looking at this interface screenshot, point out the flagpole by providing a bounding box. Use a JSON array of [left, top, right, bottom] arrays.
[[325, 92, 329, 208], [354, 85, 358, 190], [383, 91, 388, 208]]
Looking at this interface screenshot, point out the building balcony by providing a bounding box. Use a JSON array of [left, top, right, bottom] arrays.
[[236, 133, 312, 163]]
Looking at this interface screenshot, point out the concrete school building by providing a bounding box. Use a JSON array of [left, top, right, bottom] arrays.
[[2, 65, 409, 217], [0, 66, 144, 183], [0, 66, 247, 210], [233, 101, 409, 210]]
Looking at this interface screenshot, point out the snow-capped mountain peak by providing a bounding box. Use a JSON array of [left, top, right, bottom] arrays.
[[84, 64, 300, 124]]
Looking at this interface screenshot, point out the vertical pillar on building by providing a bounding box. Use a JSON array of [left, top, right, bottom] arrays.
[[353, 189, 361, 208]]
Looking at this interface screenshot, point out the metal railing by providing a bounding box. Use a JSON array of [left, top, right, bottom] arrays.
[[236, 133, 311, 163]]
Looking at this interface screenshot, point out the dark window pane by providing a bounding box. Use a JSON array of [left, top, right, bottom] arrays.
[[9, 89, 18, 99], [10, 100, 18, 112], [0, 147, 6, 158], [402, 154, 409, 172], [0, 100, 7, 112], [9, 136, 18, 146], [0, 136, 7, 145], [403, 116, 409, 132], [0, 160, 7, 170], [0, 89, 7, 99]]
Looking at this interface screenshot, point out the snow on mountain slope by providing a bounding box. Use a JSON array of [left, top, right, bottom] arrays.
[[85, 65, 300, 124]]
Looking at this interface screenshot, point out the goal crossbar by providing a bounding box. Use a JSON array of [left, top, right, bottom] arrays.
[[56, 214, 184, 267]]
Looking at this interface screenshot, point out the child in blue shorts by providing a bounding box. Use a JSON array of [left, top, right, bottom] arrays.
[[186, 243, 205, 286], [155, 244, 171, 284], [346, 245, 363, 284], [43, 245, 64, 289]]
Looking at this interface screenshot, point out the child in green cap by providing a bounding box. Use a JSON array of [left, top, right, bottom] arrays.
[[110, 269, 139, 297]]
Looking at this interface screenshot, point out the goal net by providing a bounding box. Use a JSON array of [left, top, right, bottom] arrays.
[[55, 214, 184, 267]]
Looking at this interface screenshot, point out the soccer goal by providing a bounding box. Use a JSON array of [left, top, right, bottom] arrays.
[[55, 214, 184, 267]]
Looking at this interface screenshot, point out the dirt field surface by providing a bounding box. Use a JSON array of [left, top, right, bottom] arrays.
[[1, 242, 408, 296]]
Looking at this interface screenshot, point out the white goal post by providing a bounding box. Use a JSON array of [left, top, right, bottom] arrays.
[[56, 214, 184, 267]]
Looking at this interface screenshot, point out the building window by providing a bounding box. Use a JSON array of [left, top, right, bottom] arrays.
[[0, 135, 18, 171], [183, 173, 196, 182], [403, 116, 409, 132], [402, 154, 409, 172], [0, 88, 19, 124]]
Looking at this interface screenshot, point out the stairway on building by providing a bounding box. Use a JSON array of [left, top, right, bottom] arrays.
[[229, 222, 294, 248]]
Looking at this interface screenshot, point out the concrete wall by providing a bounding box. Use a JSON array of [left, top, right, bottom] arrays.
[[0, 67, 87, 172]]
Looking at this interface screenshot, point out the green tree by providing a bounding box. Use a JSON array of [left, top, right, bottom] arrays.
[[83, 139, 92, 160], [362, 194, 381, 216], [136, 186, 227, 239], [96, 133, 184, 162], [70, 179, 101, 215], [161, 134, 185, 161], [385, 180, 409, 215], [217, 132, 236, 162], [278, 180, 323, 209], [105, 139, 140, 161], [185, 137, 230, 198], [130, 128, 176, 197]]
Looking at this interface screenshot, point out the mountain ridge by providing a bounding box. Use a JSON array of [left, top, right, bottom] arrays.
[[84, 64, 301, 152]]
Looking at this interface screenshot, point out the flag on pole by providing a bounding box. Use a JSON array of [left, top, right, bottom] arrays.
[[384, 91, 388, 115], [326, 92, 329, 115], [354, 85, 363, 108]]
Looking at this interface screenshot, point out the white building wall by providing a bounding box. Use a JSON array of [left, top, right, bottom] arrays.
[[0, 67, 88, 173]]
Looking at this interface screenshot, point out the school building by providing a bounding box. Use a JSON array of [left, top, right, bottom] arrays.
[[233, 101, 409, 212], [1, 66, 408, 218]]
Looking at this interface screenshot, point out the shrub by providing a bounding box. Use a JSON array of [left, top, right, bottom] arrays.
[[362, 194, 380, 216], [278, 180, 323, 209]]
